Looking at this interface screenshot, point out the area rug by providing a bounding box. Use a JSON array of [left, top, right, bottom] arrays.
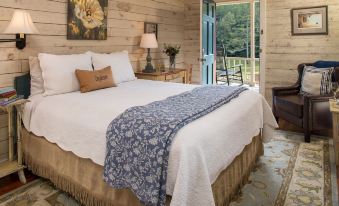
[[0, 130, 337, 206], [231, 130, 338, 206]]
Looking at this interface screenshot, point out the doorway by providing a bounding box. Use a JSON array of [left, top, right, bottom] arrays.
[[201, 0, 216, 85], [200, 0, 266, 93]]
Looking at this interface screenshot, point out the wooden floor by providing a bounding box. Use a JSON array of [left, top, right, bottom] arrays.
[[0, 169, 37, 196]]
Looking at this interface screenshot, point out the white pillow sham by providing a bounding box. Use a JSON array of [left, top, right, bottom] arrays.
[[88, 51, 136, 84], [38, 53, 92, 96], [29, 56, 44, 96]]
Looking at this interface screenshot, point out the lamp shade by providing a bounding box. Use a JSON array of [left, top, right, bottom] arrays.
[[140, 33, 158, 49], [3, 10, 39, 34]]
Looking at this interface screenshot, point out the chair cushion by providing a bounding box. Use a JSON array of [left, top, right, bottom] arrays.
[[275, 95, 304, 118], [313, 61, 339, 68]]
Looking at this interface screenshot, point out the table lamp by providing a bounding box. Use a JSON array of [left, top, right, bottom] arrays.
[[1, 10, 39, 50], [140, 33, 158, 73]]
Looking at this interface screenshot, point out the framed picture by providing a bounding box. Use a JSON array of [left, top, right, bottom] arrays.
[[291, 6, 328, 35], [67, 0, 108, 40], [144, 22, 158, 39]]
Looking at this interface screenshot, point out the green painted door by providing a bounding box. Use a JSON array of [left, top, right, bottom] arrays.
[[202, 0, 216, 85]]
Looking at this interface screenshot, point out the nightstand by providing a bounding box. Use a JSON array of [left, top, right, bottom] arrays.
[[135, 68, 188, 83], [0, 99, 29, 183]]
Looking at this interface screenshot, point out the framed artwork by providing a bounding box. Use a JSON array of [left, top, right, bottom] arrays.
[[144, 22, 158, 39], [291, 6, 328, 35], [67, 0, 108, 40]]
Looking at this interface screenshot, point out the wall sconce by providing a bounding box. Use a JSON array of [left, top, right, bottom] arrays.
[[1, 10, 39, 50]]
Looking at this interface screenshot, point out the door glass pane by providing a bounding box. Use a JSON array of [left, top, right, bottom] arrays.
[[209, 23, 214, 54], [211, 5, 215, 18], [209, 23, 214, 55], [203, 22, 208, 55], [203, 2, 208, 15]]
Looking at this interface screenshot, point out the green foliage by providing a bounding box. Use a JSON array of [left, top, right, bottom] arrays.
[[216, 3, 260, 58], [163, 44, 181, 57]]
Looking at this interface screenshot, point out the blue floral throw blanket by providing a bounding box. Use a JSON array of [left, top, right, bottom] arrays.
[[103, 85, 248, 206]]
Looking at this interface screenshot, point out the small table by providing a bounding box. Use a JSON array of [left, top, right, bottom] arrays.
[[330, 99, 339, 165], [0, 99, 29, 183], [135, 68, 188, 83]]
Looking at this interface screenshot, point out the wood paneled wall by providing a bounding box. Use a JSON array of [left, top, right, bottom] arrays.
[[184, 0, 201, 83], [0, 0, 186, 162], [265, 0, 339, 103]]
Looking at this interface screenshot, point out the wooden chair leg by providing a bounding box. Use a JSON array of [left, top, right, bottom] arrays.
[[304, 131, 311, 143], [239, 65, 244, 85]]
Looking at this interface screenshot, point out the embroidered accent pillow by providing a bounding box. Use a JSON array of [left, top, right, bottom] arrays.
[[75, 66, 116, 93], [300, 66, 333, 95]]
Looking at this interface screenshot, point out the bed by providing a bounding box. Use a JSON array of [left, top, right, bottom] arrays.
[[19, 78, 277, 206], [17, 51, 277, 206]]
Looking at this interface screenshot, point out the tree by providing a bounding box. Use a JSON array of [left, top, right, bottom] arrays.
[[216, 3, 260, 58]]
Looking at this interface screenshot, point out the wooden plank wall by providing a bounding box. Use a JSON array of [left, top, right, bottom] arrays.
[[0, 0, 186, 162], [184, 0, 201, 83], [265, 0, 339, 104]]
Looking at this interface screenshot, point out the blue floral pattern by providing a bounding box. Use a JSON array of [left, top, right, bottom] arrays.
[[103, 85, 248, 206]]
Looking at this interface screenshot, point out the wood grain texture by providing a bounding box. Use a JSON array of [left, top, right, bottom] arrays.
[[0, 0, 188, 162], [265, 0, 339, 104], [184, 0, 201, 84], [0, 0, 186, 88]]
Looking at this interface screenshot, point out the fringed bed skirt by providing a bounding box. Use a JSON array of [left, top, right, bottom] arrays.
[[22, 128, 263, 206]]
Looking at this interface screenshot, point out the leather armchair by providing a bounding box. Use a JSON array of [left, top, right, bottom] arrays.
[[272, 63, 339, 142]]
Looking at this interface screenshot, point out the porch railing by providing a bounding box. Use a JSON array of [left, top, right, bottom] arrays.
[[216, 56, 260, 85]]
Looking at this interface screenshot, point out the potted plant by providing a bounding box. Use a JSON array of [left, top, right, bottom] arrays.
[[163, 44, 181, 70]]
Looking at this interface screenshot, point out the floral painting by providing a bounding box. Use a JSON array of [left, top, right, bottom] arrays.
[[67, 0, 108, 40]]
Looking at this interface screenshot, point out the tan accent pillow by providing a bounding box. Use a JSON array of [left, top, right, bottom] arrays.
[[75, 66, 116, 93]]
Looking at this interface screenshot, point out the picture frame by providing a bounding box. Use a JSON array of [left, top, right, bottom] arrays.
[[144, 22, 158, 39], [291, 6, 328, 36], [67, 0, 108, 40]]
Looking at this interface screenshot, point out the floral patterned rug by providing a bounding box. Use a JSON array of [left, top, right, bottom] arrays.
[[231, 130, 338, 206], [0, 130, 338, 206]]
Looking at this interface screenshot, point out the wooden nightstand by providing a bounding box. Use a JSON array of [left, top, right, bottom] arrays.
[[135, 68, 188, 83], [0, 99, 29, 183]]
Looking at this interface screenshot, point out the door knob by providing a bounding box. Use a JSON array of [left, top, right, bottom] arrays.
[[198, 49, 207, 62]]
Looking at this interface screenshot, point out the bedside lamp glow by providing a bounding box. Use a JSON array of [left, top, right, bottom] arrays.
[[140, 33, 158, 73], [1, 10, 39, 50]]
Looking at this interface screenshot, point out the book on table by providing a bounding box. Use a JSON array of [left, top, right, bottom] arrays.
[[0, 87, 16, 94], [0, 87, 22, 106]]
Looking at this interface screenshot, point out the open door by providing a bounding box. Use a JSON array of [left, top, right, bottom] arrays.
[[202, 0, 216, 85]]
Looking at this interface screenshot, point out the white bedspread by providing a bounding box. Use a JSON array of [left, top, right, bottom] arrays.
[[23, 79, 278, 206]]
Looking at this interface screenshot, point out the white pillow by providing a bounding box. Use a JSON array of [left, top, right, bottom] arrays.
[[300, 66, 333, 95], [29, 56, 44, 96], [38, 53, 92, 96], [88, 51, 136, 84]]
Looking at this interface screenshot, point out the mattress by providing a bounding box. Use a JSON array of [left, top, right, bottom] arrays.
[[23, 79, 278, 206]]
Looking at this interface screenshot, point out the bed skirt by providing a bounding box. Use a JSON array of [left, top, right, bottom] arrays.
[[22, 128, 263, 206]]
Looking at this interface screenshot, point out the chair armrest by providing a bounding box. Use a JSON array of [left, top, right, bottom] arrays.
[[229, 64, 242, 69], [272, 85, 300, 96], [304, 94, 333, 102]]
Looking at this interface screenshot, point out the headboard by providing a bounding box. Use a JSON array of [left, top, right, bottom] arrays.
[[14, 73, 30, 99]]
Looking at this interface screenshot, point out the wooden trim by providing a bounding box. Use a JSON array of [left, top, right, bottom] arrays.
[[259, 0, 266, 95]]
